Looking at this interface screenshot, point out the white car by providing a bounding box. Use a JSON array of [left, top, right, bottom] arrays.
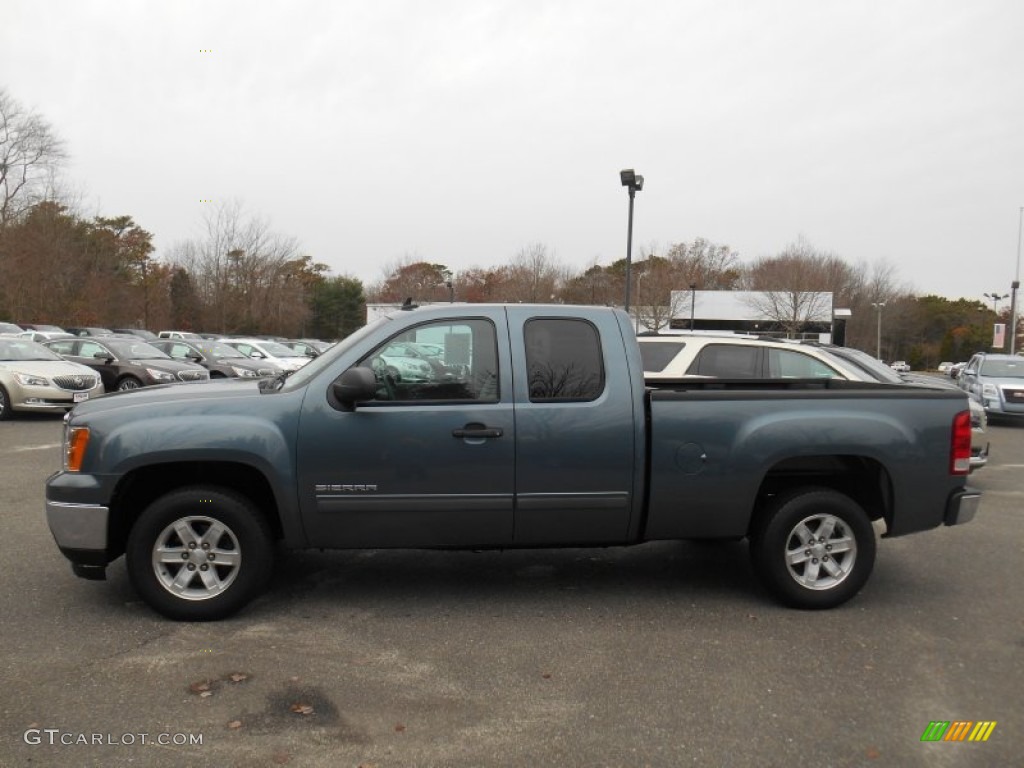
[[890, 360, 910, 373], [638, 333, 864, 380], [0, 337, 105, 420], [372, 343, 436, 382], [220, 338, 312, 372]]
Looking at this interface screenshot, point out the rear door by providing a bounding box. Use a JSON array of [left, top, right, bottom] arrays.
[[505, 307, 640, 545]]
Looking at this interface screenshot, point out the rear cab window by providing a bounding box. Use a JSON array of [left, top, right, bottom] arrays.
[[524, 318, 605, 401]]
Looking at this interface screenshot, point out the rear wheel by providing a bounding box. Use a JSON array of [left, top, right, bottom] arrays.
[[0, 384, 12, 421], [749, 487, 876, 609], [125, 486, 274, 620]]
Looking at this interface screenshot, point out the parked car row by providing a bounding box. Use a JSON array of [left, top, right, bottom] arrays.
[[0, 320, 344, 420]]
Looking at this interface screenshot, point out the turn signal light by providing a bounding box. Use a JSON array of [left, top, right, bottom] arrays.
[[66, 427, 90, 472]]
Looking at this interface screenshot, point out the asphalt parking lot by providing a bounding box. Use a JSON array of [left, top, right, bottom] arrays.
[[1, 414, 1021, 767]]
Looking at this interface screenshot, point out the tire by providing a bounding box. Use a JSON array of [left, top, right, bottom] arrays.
[[0, 384, 12, 421], [749, 487, 876, 610], [125, 486, 274, 621], [117, 376, 143, 391]]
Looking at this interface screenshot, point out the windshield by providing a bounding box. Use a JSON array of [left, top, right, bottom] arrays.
[[279, 316, 393, 392], [823, 346, 903, 383], [252, 340, 300, 357], [104, 339, 172, 359], [0, 338, 64, 361], [980, 359, 1024, 378], [195, 342, 247, 360]]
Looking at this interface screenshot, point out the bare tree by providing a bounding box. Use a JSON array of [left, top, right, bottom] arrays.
[[740, 238, 855, 336], [504, 242, 565, 303], [559, 259, 618, 306], [634, 256, 689, 332], [664, 238, 742, 289], [0, 90, 66, 229], [167, 201, 303, 334], [369, 255, 452, 303]]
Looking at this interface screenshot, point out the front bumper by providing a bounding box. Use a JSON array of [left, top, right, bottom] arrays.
[[7, 382, 102, 413], [46, 499, 112, 574], [944, 487, 981, 526]]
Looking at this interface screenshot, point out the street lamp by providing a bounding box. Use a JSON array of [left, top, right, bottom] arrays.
[[1011, 206, 1024, 355], [620, 169, 644, 312], [871, 302, 885, 360], [689, 283, 697, 330], [983, 292, 1009, 312]]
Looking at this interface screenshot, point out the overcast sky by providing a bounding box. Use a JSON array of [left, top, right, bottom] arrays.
[[4, 0, 1023, 301]]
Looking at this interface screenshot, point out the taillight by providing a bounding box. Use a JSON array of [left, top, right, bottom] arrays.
[[65, 426, 90, 472], [950, 410, 971, 475]]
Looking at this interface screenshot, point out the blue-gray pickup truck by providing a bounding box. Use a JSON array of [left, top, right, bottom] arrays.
[[45, 304, 981, 620]]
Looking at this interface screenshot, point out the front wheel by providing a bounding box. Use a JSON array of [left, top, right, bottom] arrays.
[[125, 486, 274, 620], [0, 384, 13, 421], [749, 488, 876, 609], [117, 376, 143, 391]]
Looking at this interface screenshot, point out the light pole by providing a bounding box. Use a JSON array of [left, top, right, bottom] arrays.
[[620, 169, 644, 312], [983, 292, 1009, 312], [689, 283, 697, 330], [1011, 206, 1024, 355], [871, 302, 885, 360], [441, 269, 454, 303], [634, 271, 643, 332]]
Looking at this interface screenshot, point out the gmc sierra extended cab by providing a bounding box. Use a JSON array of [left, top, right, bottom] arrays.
[[45, 304, 981, 620]]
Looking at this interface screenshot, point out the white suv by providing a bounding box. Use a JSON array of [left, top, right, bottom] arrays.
[[638, 333, 862, 380]]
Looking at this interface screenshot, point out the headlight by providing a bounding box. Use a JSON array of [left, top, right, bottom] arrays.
[[981, 383, 998, 398], [231, 366, 258, 378], [146, 368, 176, 382], [14, 372, 49, 386]]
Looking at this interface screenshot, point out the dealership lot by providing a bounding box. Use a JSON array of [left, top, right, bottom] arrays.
[[1, 415, 1021, 767]]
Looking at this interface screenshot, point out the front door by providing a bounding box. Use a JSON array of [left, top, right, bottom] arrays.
[[296, 311, 515, 548]]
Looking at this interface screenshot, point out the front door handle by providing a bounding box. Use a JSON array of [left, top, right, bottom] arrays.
[[452, 422, 504, 439]]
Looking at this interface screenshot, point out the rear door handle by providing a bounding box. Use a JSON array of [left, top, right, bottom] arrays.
[[452, 422, 504, 439]]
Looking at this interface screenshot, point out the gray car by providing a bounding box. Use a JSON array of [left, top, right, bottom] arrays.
[[958, 352, 1024, 419]]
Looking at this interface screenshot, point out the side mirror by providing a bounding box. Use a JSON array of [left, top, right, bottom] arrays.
[[331, 366, 377, 410], [93, 351, 113, 363]]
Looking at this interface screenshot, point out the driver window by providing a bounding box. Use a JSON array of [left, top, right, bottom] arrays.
[[79, 341, 108, 359], [355, 319, 499, 403]]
